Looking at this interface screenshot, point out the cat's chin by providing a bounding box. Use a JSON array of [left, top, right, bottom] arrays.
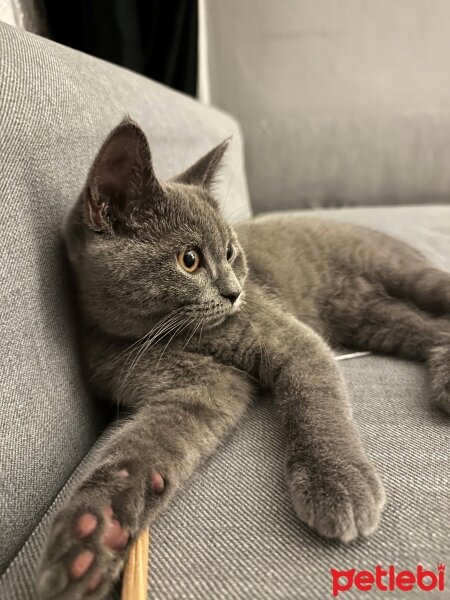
[[202, 314, 228, 330], [203, 306, 242, 330]]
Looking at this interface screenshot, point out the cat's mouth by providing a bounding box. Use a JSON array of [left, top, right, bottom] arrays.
[[202, 297, 244, 329], [231, 292, 244, 312]]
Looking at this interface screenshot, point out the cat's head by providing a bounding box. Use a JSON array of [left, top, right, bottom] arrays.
[[65, 118, 248, 339]]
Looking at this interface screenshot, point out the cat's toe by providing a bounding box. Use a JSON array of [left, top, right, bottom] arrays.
[[288, 458, 385, 543], [74, 513, 98, 538], [69, 550, 94, 580], [37, 460, 164, 599], [100, 506, 130, 549]]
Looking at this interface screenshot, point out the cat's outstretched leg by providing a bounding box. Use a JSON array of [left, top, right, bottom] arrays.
[[274, 325, 385, 542], [214, 301, 386, 543], [274, 319, 385, 542], [327, 277, 450, 413], [36, 360, 252, 600]]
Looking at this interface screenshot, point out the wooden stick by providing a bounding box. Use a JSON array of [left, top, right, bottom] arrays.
[[121, 529, 150, 600]]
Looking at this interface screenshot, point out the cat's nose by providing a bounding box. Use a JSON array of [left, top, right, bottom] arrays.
[[221, 291, 241, 305]]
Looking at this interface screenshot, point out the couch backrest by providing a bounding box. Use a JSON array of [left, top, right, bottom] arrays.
[[0, 21, 250, 573], [201, 0, 450, 212]]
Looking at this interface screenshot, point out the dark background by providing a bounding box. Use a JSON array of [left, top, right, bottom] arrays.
[[42, 0, 198, 96]]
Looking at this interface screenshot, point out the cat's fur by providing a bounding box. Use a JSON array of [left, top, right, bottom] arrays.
[[37, 119, 450, 600]]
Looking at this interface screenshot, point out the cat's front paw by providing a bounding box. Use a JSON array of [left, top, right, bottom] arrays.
[[36, 466, 165, 600], [287, 456, 385, 543], [37, 502, 130, 600]]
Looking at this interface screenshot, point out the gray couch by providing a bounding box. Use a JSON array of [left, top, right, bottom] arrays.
[[0, 21, 448, 600]]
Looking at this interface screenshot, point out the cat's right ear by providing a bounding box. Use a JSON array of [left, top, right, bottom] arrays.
[[84, 118, 162, 232]]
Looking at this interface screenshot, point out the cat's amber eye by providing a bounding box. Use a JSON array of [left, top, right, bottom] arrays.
[[178, 249, 200, 273], [226, 243, 234, 261]]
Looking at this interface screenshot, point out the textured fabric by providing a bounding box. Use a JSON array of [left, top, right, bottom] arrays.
[[0, 20, 250, 574], [1, 205, 448, 599], [201, 0, 450, 212], [0, 438, 122, 599]]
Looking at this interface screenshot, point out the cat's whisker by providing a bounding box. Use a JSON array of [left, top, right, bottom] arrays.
[[118, 313, 188, 390], [242, 297, 276, 321], [128, 314, 186, 370], [198, 318, 206, 346], [136, 312, 185, 352], [156, 317, 193, 369], [118, 316, 181, 381], [182, 318, 203, 351], [111, 308, 184, 368]]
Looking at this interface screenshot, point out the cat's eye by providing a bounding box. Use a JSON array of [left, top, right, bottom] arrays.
[[178, 249, 200, 273], [226, 243, 234, 261]]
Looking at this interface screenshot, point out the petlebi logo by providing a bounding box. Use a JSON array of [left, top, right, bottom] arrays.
[[330, 564, 446, 597]]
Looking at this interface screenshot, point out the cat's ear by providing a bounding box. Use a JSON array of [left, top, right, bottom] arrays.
[[174, 138, 231, 190], [84, 118, 162, 231]]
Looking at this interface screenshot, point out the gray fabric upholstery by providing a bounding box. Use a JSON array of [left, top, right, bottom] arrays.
[[0, 20, 250, 575], [1, 205, 448, 599], [201, 0, 450, 213]]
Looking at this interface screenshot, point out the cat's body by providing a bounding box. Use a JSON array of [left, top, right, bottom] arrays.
[[37, 121, 450, 600], [236, 215, 448, 356]]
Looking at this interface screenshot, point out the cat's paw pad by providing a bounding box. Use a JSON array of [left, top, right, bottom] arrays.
[[37, 464, 166, 599], [428, 345, 450, 414], [37, 503, 130, 600], [288, 457, 385, 543]]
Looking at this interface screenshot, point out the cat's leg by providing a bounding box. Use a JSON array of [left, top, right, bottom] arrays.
[[328, 278, 450, 360], [36, 359, 252, 600], [327, 277, 450, 413], [376, 261, 450, 316], [218, 303, 385, 543], [270, 319, 385, 542]]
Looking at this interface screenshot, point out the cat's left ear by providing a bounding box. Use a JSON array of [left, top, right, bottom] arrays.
[[173, 138, 231, 190]]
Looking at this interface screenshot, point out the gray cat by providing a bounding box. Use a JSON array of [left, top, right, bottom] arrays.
[[37, 119, 450, 600]]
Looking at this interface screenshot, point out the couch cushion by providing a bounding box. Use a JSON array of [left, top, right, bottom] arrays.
[[1, 205, 448, 599], [0, 20, 250, 574]]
